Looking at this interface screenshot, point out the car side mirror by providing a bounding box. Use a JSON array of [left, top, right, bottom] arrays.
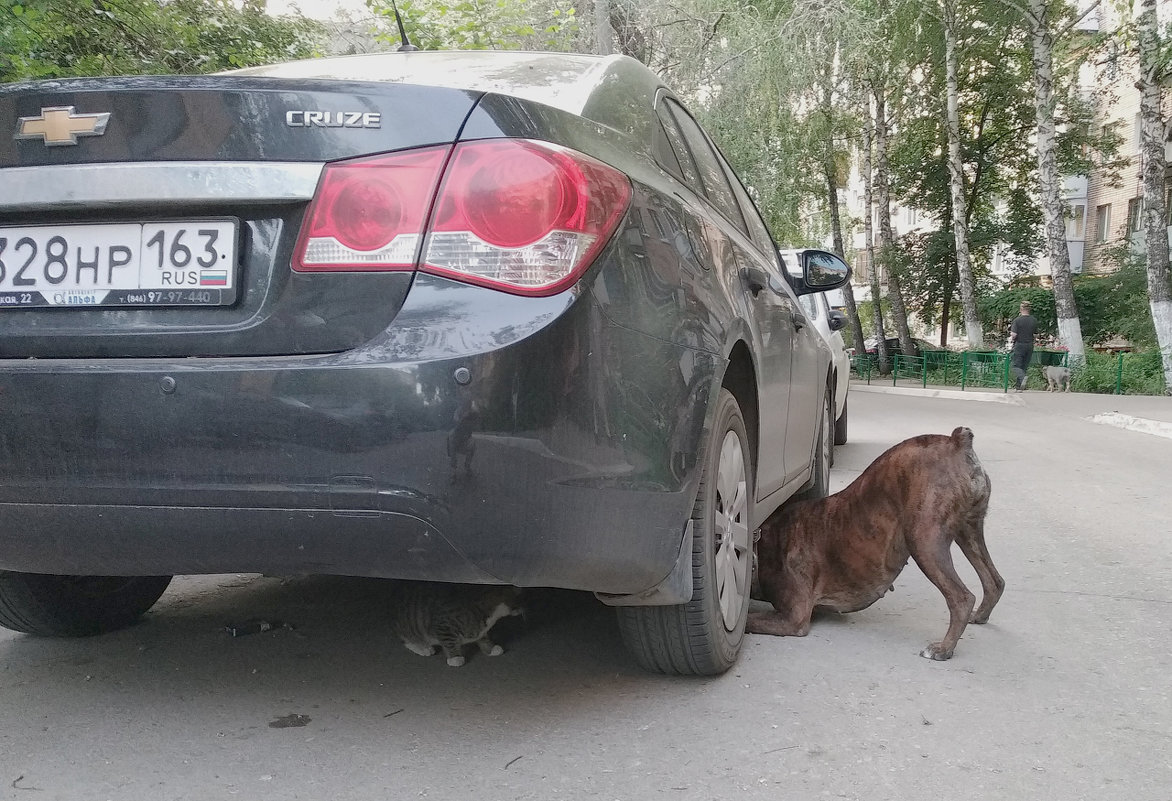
[[797, 249, 850, 295], [827, 309, 847, 332]]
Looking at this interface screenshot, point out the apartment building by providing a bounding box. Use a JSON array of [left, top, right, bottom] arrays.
[[845, 2, 1172, 347]]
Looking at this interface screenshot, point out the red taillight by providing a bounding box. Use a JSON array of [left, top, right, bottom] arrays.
[[293, 146, 450, 272], [292, 139, 631, 295], [439, 141, 572, 248], [424, 140, 631, 295]]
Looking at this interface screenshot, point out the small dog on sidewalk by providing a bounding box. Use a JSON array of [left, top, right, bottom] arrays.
[[1042, 365, 1071, 392], [748, 427, 1004, 661]]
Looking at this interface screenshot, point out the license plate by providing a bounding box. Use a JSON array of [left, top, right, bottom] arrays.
[[0, 220, 238, 309]]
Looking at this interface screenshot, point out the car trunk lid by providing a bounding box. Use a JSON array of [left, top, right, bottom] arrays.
[[0, 76, 480, 359]]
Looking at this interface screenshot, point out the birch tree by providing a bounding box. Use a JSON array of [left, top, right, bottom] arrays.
[[873, 86, 918, 356], [863, 107, 893, 370], [1009, 0, 1100, 362], [1134, 0, 1172, 389], [941, 0, 986, 346], [820, 66, 869, 354]]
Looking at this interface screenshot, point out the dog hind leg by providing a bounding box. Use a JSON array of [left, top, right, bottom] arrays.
[[956, 520, 1004, 624], [908, 532, 975, 661]]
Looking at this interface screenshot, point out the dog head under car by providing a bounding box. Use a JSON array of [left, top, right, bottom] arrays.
[[749, 427, 1004, 661], [1042, 365, 1071, 392]]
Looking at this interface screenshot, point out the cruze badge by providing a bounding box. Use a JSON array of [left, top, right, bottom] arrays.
[[16, 106, 110, 146], [285, 111, 382, 129]]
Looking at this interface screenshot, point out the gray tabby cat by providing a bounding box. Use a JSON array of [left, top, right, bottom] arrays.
[[390, 582, 523, 667]]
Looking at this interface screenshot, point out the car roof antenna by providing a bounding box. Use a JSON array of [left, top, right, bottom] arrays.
[[389, 0, 420, 52]]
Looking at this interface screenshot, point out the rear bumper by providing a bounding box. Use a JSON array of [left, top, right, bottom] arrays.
[[0, 274, 716, 595]]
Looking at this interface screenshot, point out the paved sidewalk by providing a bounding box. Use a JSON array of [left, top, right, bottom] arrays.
[[850, 379, 1172, 436]]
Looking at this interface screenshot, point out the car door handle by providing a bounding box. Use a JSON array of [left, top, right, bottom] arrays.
[[740, 266, 769, 295], [792, 312, 807, 331], [740, 267, 787, 297]]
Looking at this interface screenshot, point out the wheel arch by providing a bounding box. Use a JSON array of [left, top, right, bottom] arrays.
[[719, 340, 759, 485]]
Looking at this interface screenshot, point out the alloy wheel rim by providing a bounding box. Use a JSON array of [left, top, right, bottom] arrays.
[[714, 430, 749, 631]]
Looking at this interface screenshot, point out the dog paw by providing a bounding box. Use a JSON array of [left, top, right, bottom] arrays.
[[487, 644, 504, 657], [969, 612, 991, 624], [446, 655, 466, 667], [747, 611, 809, 637], [919, 643, 954, 661]]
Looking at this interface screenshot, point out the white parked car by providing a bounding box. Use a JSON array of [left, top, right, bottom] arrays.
[[780, 251, 850, 456]]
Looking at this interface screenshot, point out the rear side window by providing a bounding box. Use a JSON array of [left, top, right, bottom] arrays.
[[655, 104, 701, 188], [651, 118, 685, 181], [663, 100, 747, 234], [723, 158, 781, 262]]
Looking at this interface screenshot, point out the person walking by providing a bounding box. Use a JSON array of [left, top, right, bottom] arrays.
[[1008, 300, 1037, 391]]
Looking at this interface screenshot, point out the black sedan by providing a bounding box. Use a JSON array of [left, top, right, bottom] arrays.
[[0, 51, 848, 675]]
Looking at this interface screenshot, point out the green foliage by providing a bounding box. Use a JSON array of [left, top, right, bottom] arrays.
[[978, 284, 1058, 342], [977, 248, 1157, 349], [1069, 350, 1167, 395], [888, 1, 1046, 331], [855, 298, 892, 340], [368, 0, 580, 52], [1072, 247, 1157, 348], [1, 0, 325, 81]]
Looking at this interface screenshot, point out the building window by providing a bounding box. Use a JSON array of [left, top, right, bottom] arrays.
[[1128, 197, 1144, 232], [1065, 203, 1086, 239], [1095, 204, 1111, 242]]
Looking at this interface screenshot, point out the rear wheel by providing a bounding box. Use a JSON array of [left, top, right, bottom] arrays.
[[0, 572, 172, 636], [617, 389, 752, 675]]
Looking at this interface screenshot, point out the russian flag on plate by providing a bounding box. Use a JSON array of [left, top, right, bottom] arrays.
[[199, 270, 229, 286]]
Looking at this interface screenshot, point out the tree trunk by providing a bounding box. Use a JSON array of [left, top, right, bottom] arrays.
[[863, 105, 890, 373], [822, 66, 867, 355], [940, 259, 958, 347], [873, 87, 916, 358], [1027, 0, 1086, 361], [1136, 0, 1172, 390], [943, 0, 985, 348], [594, 0, 613, 55]]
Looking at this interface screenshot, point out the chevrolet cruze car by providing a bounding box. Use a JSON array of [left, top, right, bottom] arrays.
[[0, 51, 848, 675]]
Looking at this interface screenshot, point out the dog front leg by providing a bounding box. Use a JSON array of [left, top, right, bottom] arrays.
[[747, 579, 816, 637], [909, 535, 976, 661]]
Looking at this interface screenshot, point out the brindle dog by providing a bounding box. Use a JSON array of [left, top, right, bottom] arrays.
[[748, 427, 1004, 660]]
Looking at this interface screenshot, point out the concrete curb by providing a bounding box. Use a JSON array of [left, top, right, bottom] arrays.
[[850, 383, 1025, 405], [1086, 412, 1172, 440]]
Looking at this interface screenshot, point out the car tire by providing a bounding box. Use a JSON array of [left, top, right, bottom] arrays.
[[0, 572, 172, 637], [616, 388, 752, 676], [794, 389, 832, 503], [833, 395, 849, 446]]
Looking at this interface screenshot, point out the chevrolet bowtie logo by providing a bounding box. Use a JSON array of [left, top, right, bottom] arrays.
[[15, 106, 110, 146]]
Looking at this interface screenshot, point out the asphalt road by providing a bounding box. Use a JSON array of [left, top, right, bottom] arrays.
[[1, 389, 1169, 801]]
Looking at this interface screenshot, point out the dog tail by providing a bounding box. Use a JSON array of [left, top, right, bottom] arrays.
[[950, 426, 974, 450]]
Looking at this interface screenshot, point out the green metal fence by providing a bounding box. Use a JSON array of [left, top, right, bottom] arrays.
[[850, 348, 1073, 393]]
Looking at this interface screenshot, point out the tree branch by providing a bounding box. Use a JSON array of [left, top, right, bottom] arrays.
[[990, 0, 1031, 21], [1056, 0, 1102, 41]]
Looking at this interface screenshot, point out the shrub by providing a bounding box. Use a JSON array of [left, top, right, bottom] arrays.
[[1068, 351, 1167, 395]]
